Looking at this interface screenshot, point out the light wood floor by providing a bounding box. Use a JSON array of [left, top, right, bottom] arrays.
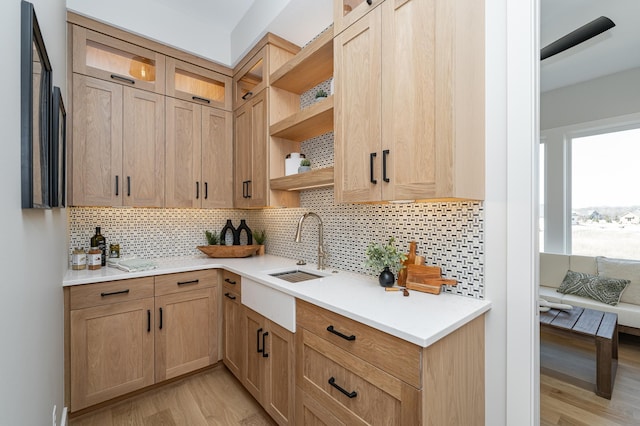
[[69, 364, 276, 426], [541, 333, 640, 426]]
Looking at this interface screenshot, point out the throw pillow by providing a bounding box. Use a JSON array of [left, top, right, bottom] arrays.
[[597, 256, 640, 305], [557, 270, 629, 306]]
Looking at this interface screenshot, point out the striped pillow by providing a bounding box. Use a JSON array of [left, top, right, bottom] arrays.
[[557, 270, 629, 306]]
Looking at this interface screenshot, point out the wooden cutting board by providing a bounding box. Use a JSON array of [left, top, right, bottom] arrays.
[[406, 264, 442, 282]]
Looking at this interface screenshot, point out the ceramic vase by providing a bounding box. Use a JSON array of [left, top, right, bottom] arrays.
[[378, 266, 395, 287]]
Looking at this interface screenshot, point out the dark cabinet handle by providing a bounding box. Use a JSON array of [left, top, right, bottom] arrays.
[[196, 181, 200, 199], [242, 91, 253, 100], [382, 149, 390, 183], [115, 175, 119, 196], [257, 328, 263, 353], [242, 181, 248, 198], [204, 182, 208, 200], [159, 307, 163, 330], [326, 325, 356, 341], [366, 0, 372, 4], [224, 278, 237, 285], [110, 74, 135, 85], [100, 289, 130, 297], [224, 292, 236, 300], [177, 279, 199, 286], [247, 180, 252, 198], [147, 309, 151, 333], [192, 96, 210, 104], [328, 377, 358, 398], [262, 332, 269, 358], [127, 176, 131, 197], [370, 153, 377, 184]]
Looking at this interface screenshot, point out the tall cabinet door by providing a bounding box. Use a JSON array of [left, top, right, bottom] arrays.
[[155, 287, 218, 381], [70, 298, 154, 411], [165, 98, 202, 208], [123, 87, 165, 207], [202, 106, 233, 208], [334, 8, 382, 203], [234, 90, 268, 208], [381, 0, 438, 201], [264, 321, 295, 426], [71, 74, 123, 206], [243, 307, 267, 403]]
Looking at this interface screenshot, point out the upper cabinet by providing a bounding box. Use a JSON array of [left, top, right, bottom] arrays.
[[233, 47, 267, 110], [72, 26, 166, 94], [166, 57, 232, 111], [232, 35, 301, 208], [71, 75, 165, 207], [334, 0, 385, 35], [334, 0, 485, 203]]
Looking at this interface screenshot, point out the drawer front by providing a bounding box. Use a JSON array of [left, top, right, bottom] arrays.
[[69, 277, 154, 310], [154, 270, 217, 296], [296, 300, 421, 388], [222, 270, 241, 294], [297, 329, 421, 426]]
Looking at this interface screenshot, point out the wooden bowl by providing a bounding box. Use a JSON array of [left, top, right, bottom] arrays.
[[197, 245, 262, 258]]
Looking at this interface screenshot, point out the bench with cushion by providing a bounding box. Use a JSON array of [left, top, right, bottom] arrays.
[[540, 253, 640, 336]]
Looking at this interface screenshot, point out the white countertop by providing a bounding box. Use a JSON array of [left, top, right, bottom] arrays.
[[63, 254, 491, 347]]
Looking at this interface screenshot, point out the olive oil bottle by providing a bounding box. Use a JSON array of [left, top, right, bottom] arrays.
[[90, 227, 107, 266]]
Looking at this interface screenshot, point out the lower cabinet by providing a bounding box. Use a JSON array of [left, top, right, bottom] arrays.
[[66, 270, 218, 412], [242, 306, 295, 426], [295, 299, 485, 426], [222, 271, 244, 380]]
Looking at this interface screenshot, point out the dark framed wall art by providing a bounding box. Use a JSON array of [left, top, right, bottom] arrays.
[[21, 0, 52, 208], [51, 86, 66, 207]]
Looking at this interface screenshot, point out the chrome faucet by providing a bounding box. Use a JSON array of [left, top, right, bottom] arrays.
[[294, 212, 326, 270]]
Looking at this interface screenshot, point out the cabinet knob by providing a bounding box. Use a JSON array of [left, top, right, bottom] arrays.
[[242, 91, 253, 100]]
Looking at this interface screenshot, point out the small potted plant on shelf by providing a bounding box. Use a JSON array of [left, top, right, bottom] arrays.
[[364, 237, 407, 287], [252, 229, 266, 255], [314, 89, 328, 102], [298, 158, 311, 173]]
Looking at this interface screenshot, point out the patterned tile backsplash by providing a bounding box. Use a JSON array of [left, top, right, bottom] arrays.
[[68, 75, 484, 298]]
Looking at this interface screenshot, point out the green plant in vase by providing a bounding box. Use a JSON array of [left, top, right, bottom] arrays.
[[364, 237, 407, 287], [252, 229, 266, 255], [298, 158, 311, 173], [205, 230, 220, 245]]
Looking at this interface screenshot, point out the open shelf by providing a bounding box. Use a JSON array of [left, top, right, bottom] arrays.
[[270, 96, 333, 141], [270, 26, 334, 94], [270, 167, 334, 191]]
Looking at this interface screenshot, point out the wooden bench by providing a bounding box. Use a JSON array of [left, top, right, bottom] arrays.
[[540, 306, 618, 399]]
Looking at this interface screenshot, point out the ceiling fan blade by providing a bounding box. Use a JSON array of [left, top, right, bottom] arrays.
[[541, 16, 615, 60]]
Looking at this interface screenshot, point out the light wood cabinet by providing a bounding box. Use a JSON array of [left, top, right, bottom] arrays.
[[166, 57, 232, 111], [165, 97, 233, 208], [295, 300, 485, 426], [71, 74, 165, 207], [333, 0, 385, 36], [72, 26, 165, 94], [222, 271, 243, 381], [68, 278, 155, 411], [334, 0, 484, 203], [66, 270, 219, 412], [234, 90, 268, 208], [243, 306, 295, 426]]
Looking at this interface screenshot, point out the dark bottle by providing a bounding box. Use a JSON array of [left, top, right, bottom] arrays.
[[236, 219, 253, 245], [90, 227, 107, 266]]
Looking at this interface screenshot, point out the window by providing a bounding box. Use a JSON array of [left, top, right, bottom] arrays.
[[571, 127, 640, 259], [541, 123, 640, 260]]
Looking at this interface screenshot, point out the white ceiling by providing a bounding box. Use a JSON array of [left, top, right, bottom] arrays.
[[541, 0, 640, 92]]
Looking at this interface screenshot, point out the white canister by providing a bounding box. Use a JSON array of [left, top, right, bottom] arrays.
[[285, 153, 303, 176]]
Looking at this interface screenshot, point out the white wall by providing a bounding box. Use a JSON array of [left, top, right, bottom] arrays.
[[484, 0, 539, 424], [541, 67, 640, 130], [67, 0, 231, 65], [0, 1, 68, 425]]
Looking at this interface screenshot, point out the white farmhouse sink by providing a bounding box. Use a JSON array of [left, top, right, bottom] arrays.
[[242, 278, 296, 332]]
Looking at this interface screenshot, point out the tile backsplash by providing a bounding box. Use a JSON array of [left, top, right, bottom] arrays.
[[68, 76, 484, 298]]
